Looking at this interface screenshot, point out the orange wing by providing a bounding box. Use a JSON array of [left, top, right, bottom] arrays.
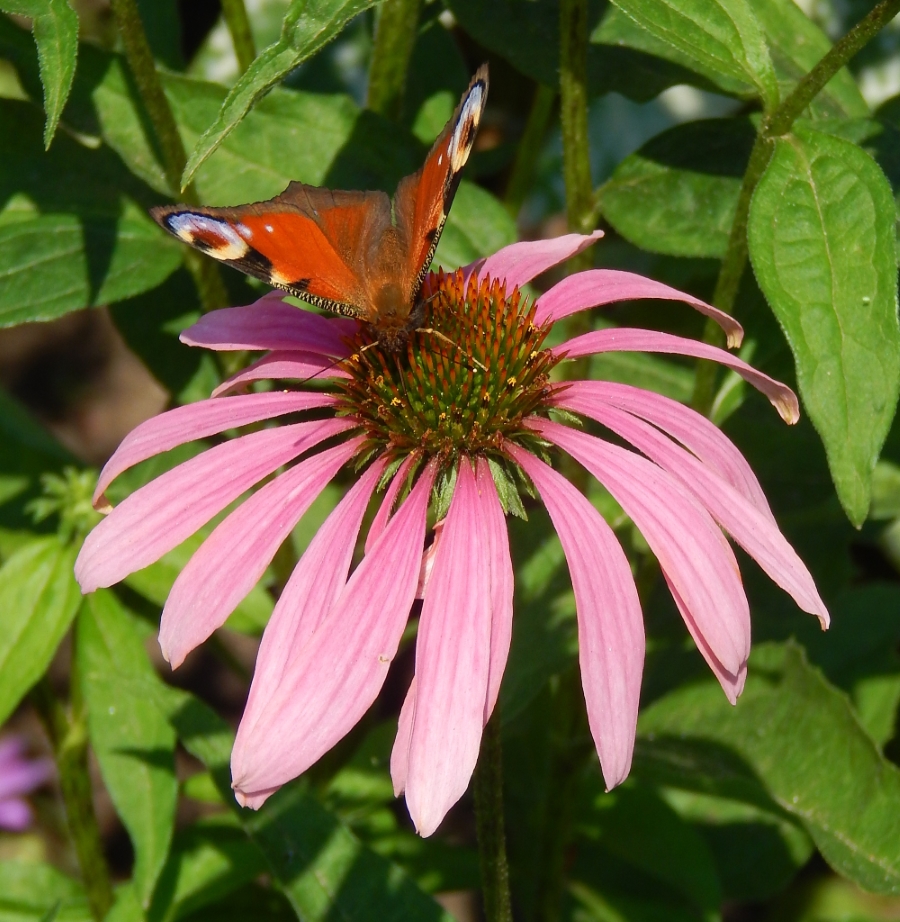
[[392, 64, 489, 303], [151, 184, 394, 319]]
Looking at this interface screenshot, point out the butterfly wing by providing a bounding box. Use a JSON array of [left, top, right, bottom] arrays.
[[392, 64, 489, 304], [151, 185, 394, 319]]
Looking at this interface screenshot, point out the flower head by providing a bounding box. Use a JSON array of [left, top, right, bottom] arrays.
[[0, 735, 53, 831], [75, 231, 827, 836]]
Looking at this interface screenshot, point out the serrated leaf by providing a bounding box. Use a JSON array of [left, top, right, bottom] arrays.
[[0, 0, 78, 146], [610, 0, 779, 107], [0, 98, 182, 325], [181, 0, 383, 187], [599, 118, 754, 259], [748, 127, 900, 525], [638, 642, 900, 894], [0, 536, 80, 725], [77, 590, 177, 908]]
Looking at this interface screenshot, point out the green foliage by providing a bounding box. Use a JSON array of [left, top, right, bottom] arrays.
[[2, 0, 900, 920]]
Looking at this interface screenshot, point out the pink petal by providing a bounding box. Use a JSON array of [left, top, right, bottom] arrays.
[[391, 678, 417, 797], [415, 521, 444, 599], [0, 799, 33, 831], [0, 756, 53, 800], [76, 418, 353, 593], [93, 391, 336, 506], [181, 294, 357, 356], [213, 351, 350, 396], [476, 457, 514, 721], [231, 463, 436, 807], [667, 577, 747, 703], [160, 437, 363, 667], [365, 455, 417, 553], [555, 328, 799, 424], [507, 444, 644, 789], [552, 381, 775, 522], [559, 398, 828, 627], [478, 231, 604, 290], [239, 460, 386, 741], [535, 270, 743, 349], [531, 419, 750, 677], [404, 460, 492, 836], [0, 737, 26, 766]]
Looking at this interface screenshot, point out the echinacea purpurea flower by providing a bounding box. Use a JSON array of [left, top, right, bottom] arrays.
[[75, 231, 828, 836]]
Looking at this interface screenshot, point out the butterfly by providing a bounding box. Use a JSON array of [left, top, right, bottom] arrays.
[[151, 65, 489, 351]]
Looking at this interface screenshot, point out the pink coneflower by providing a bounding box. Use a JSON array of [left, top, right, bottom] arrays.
[[0, 735, 53, 831], [75, 231, 828, 836]]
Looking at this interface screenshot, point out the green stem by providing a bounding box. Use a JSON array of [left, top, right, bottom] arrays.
[[692, 0, 900, 414], [505, 83, 557, 218], [32, 676, 113, 922], [109, 0, 229, 311], [220, 0, 257, 74], [366, 0, 422, 120], [474, 710, 513, 922]]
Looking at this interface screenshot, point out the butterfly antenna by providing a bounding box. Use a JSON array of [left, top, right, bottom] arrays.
[[416, 328, 487, 373]]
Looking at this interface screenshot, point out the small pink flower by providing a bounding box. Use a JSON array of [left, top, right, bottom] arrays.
[[0, 735, 53, 831], [75, 231, 828, 837]]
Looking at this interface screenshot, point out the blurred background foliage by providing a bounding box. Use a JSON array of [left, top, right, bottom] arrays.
[[1, 1, 900, 921]]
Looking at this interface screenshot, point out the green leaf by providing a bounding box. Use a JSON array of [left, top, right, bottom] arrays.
[[750, 0, 868, 119], [0, 860, 90, 922], [148, 817, 268, 922], [180, 0, 383, 188], [748, 127, 900, 525], [433, 182, 516, 274], [0, 536, 80, 725], [609, 0, 779, 107], [77, 591, 177, 908], [0, 98, 182, 325], [599, 118, 754, 259], [638, 642, 900, 894], [0, 0, 78, 146]]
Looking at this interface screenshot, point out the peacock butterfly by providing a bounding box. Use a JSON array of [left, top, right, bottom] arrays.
[[151, 65, 489, 351]]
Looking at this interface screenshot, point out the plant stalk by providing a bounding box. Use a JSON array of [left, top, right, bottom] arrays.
[[220, 0, 257, 74], [366, 0, 422, 120], [108, 0, 229, 311], [692, 0, 900, 414], [33, 674, 113, 922], [474, 710, 513, 922]]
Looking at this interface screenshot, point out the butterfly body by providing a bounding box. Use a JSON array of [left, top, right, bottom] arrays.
[[152, 66, 489, 351]]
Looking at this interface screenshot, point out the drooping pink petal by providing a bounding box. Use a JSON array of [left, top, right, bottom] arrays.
[[478, 230, 604, 290], [365, 455, 418, 553], [554, 328, 799, 424], [507, 443, 644, 789], [535, 270, 743, 348], [231, 464, 436, 808], [391, 678, 417, 797], [551, 381, 775, 522], [531, 419, 750, 677], [0, 799, 32, 831], [160, 437, 363, 667], [93, 391, 336, 506], [239, 460, 386, 741], [213, 350, 350, 396], [0, 737, 26, 766], [667, 577, 747, 703], [477, 457, 514, 721], [559, 398, 829, 627], [75, 418, 353, 593], [404, 460, 493, 836], [181, 295, 357, 356]]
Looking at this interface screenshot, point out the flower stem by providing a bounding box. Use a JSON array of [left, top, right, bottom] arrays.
[[366, 0, 422, 120], [474, 709, 513, 922], [505, 83, 557, 218], [108, 0, 229, 311], [220, 0, 257, 74], [691, 0, 900, 415], [32, 673, 113, 922]]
